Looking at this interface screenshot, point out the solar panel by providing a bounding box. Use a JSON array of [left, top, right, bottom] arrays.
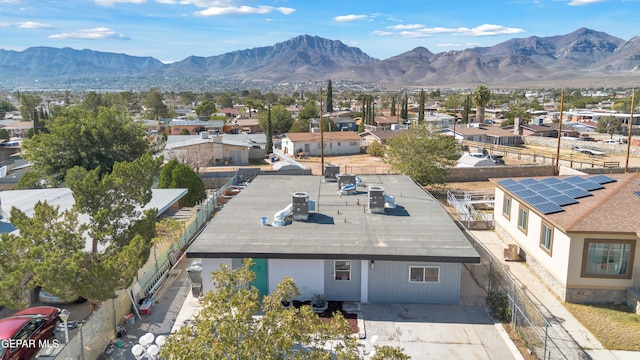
[[519, 178, 538, 185], [514, 189, 537, 198], [540, 177, 563, 185], [498, 179, 517, 186], [571, 180, 603, 191], [563, 176, 587, 185], [539, 188, 563, 198], [553, 182, 577, 191], [522, 195, 548, 206], [587, 175, 617, 185], [532, 202, 564, 214], [548, 194, 579, 206], [528, 182, 551, 192], [504, 183, 527, 192], [561, 187, 592, 199]]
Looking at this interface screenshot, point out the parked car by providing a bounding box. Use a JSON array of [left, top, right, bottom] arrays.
[[39, 290, 85, 305], [0, 306, 61, 360]]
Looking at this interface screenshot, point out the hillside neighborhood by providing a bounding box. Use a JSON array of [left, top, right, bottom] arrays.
[[0, 82, 639, 360]]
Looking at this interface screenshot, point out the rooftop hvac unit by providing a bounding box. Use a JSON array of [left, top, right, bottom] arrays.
[[368, 185, 397, 214], [292, 191, 310, 221], [324, 164, 340, 182], [337, 174, 357, 195]]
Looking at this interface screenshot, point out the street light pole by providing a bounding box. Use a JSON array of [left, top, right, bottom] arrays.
[[320, 87, 324, 176]]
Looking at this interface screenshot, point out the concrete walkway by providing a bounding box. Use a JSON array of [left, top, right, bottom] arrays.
[[470, 230, 639, 360]]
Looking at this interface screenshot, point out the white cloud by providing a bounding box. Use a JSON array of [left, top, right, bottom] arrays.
[[387, 24, 423, 30], [392, 24, 524, 38], [196, 5, 294, 16], [18, 21, 53, 29], [568, 0, 606, 5], [371, 30, 394, 36], [333, 14, 367, 22], [94, 0, 145, 6], [48, 27, 130, 40]]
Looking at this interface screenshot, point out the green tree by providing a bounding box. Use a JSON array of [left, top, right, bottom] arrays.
[[390, 97, 396, 117], [298, 100, 319, 120], [257, 104, 293, 133], [160, 259, 383, 360], [418, 89, 425, 124], [289, 118, 311, 133], [503, 100, 532, 126], [0, 128, 9, 140], [144, 87, 169, 119], [266, 104, 273, 152], [157, 160, 206, 207], [19, 93, 42, 122], [82, 91, 105, 114], [473, 85, 491, 124], [23, 107, 149, 183], [326, 79, 334, 113], [195, 100, 218, 119], [366, 140, 386, 157], [0, 154, 161, 309], [217, 94, 234, 109], [400, 93, 408, 120], [384, 125, 458, 185], [462, 94, 472, 124], [14, 171, 52, 189], [596, 116, 622, 138], [179, 91, 197, 106]]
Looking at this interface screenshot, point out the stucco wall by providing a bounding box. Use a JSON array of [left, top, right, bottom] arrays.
[[446, 164, 555, 183]]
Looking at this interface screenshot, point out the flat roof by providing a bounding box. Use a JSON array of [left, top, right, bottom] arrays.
[[188, 175, 480, 263]]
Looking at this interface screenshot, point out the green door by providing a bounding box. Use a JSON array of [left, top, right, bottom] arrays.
[[250, 259, 269, 297]]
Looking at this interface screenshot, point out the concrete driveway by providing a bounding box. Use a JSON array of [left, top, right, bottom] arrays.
[[357, 302, 519, 359]]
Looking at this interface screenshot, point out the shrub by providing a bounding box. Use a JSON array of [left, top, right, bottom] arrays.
[[366, 141, 386, 157], [486, 291, 511, 322]]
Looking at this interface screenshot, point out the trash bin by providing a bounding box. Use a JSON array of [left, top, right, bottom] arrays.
[[187, 261, 203, 297]]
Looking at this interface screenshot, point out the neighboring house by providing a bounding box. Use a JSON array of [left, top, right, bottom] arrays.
[[2, 121, 33, 138], [442, 124, 522, 145], [281, 132, 361, 157], [359, 130, 405, 148], [516, 124, 558, 138], [0, 187, 187, 251], [232, 119, 261, 134], [163, 133, 249, 166], [330, 117, 358, 132], [187, 175, 480, 304], [165, 120, 225, 135], [492, 173, 640, 304], [217, 108, 239, 120], [424, 113, 454, 130]]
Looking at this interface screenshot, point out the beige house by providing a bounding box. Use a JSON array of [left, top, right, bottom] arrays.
[[492, 173, 640, 304], [163, 133, 249, 167]]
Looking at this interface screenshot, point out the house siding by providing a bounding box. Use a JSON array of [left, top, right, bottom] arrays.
[[268, 259, 324, 300], [324, 260, 361, 301], [367, 260, 461, 304]]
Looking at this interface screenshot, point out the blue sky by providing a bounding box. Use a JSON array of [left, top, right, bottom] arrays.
[[1, 0, 638, 63]]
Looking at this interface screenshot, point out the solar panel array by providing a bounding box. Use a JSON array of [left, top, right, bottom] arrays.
[[498, 175, 616, 215]]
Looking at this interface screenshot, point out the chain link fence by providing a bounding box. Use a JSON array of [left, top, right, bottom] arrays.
[[53, 176, 231, 359], [464, 232, 590, 360]]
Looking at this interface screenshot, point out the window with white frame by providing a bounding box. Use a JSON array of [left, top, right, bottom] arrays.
[[582, 240, 634, 278], [518, 206, 528, 234], [334, 260, 351, 281], [540, 222, 553, 254], [409, 266, 439, 283], [502, 196, 511, 220]]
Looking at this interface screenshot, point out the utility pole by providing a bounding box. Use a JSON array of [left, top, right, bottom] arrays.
[[320, 88, 324, 175], [555, 90, 565, 175], [625, 90, 636, 173]]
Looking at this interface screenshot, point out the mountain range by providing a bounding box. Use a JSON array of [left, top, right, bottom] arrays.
[[2, 28, 640, 89]]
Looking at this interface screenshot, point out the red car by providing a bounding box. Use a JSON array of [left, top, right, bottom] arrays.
[[0, 306, 61, 360]]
